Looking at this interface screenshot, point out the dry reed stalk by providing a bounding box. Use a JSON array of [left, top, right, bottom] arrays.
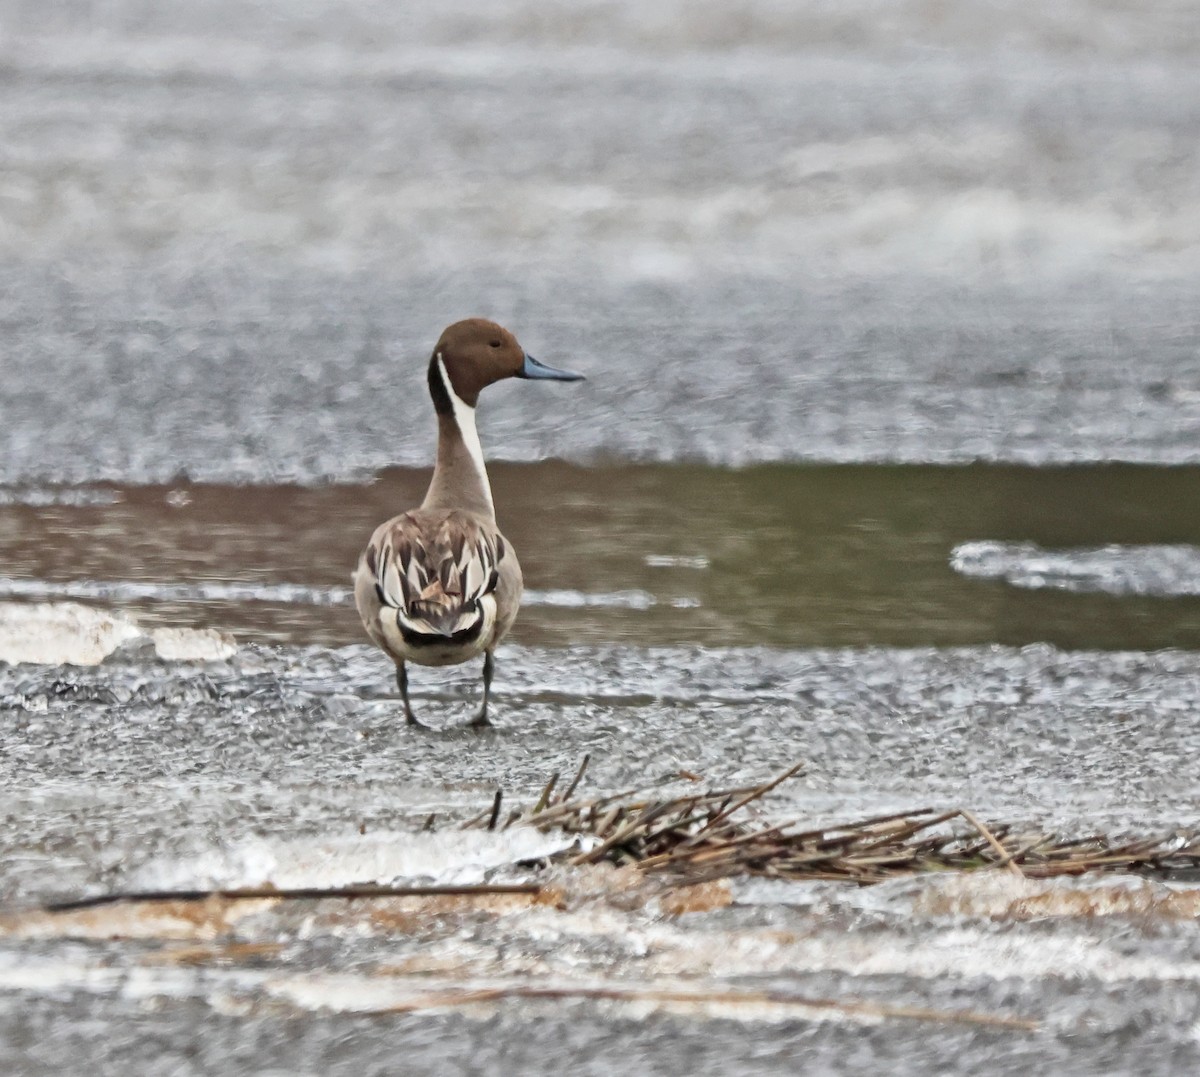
[[47, 765, 1200, 916], [43, 882, 543, 914], [374, 983, 1039, 1030], [488, 759, 1200, 887]]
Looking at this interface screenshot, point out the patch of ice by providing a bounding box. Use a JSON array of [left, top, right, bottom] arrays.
[[0, 577, 678, 612], [0, 487, 121, 507], [0, 576, 353, 606], [735, 871, 1200, 924], [149, 627, 238, 662], [643, 555, 710, 569], [0, 957, 124, 994], [262, 973, 868, 1024], [524, 589, 657, 609], [951, 540, 1200, 596], [0, 602, 142, 665], [906, 872, 1200, 921], [128, 828, 582, 891], [0, 602, 236, 666]]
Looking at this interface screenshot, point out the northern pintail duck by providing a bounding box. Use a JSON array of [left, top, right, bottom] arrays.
[[354, 318, 584, 727]]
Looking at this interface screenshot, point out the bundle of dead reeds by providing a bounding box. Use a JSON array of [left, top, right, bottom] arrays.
[[465, 757, 1200, 885]]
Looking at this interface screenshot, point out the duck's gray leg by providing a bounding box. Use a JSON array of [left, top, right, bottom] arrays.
[[470, 650, 495, 728], [397, 662, 426, 728]]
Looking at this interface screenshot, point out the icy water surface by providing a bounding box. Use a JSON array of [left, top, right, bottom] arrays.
[[1, 642, 1200, 1073], [2, 1, 1200, 482], [4, 0, 1200, 1070]]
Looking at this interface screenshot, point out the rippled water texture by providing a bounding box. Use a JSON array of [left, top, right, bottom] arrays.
[[4, 464, 1200, 650], [1, 1, 1200, 481]]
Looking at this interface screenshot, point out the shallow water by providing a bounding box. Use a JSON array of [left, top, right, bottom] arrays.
[[4, 463, 1200, 651]]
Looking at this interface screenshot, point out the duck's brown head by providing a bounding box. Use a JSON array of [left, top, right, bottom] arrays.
[[427, 318, 583, 413]]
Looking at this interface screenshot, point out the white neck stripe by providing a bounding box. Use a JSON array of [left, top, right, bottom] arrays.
[[436, 355, 493, 512]]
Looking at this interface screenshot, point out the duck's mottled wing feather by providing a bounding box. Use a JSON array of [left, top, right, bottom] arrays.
[[403, 540, 426, 597], [462, 538, 487, 599], [369, 512, 502, 619], [379, 543, 409, 608]]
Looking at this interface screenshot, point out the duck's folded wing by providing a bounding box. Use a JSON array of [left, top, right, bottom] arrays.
[[366, 513, 503, 641]]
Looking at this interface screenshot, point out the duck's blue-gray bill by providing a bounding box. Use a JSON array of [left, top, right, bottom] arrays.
[[518, 354, 585, 381]]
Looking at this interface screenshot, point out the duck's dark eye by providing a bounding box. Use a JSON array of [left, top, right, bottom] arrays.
[[489, 340, 502, 348]]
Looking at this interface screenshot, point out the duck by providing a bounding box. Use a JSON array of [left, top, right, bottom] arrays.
[[353, 318, 584, 728]]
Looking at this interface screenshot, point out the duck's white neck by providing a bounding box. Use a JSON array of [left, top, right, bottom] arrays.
[[421, 355, 495, 518]]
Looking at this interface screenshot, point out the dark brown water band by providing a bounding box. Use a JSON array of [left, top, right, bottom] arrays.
[[2, 462, 1199, 651]]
